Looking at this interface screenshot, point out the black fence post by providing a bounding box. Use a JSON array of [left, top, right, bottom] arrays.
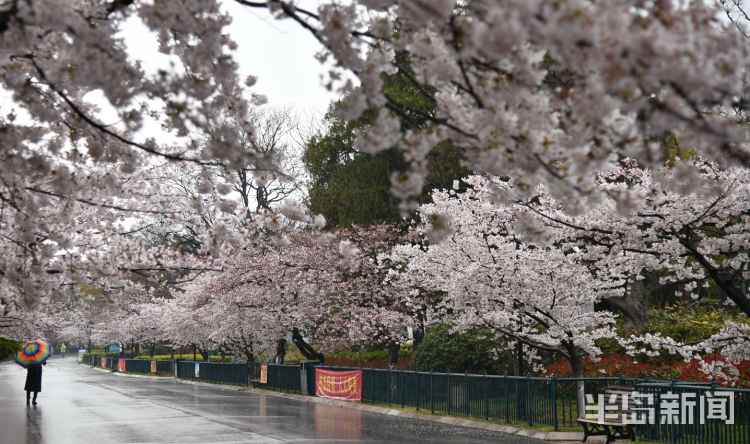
[[415, 368, 419, 411], [504, 373, 509, 422], [447, 369, 451, 414], [484, 372, 490, 419], [465, 370, 469, 417], [527, 373, 532, 426], [387, 366, 391, 406], [400, 368, 404, 408], [552, 374, 558, 431], [430, 370, 434, 414]]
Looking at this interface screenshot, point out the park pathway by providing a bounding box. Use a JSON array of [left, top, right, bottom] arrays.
[[0, 357, 541, 444]]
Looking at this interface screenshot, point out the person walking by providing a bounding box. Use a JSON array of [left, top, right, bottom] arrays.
[[61, 343, 66, 358], [24, 362, 45, 405]]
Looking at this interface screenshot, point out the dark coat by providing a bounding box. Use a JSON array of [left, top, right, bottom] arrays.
[[24, 366, 42, 392]]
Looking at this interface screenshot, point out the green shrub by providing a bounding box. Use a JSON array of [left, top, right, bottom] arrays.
[[595, 299, 750, 364], [0, 338, 22, 360], [412, 323, 512, 375]]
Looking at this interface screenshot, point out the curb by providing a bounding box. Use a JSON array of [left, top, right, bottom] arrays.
[[80, 364, 599, 442]]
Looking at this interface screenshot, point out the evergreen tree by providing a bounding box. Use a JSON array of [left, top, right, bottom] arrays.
[[303, 53, 469, 228]]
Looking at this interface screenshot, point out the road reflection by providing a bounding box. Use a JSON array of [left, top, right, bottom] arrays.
[[25, 405, 43, 444], [315, 402, 362, 440]]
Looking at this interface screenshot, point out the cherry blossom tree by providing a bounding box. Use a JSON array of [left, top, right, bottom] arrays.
[[519, 159, 750, 381], [161, 227, 340, 360], [386, 176, 625, 412], [388, 176, 624, 376], [0, 309, 66, 342], [309, 223, 422, 367], [239, 0, 750, 214], [151, 222, 420, 364], [0, 0, 287, 328]]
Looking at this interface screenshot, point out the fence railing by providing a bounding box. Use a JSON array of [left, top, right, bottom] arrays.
[[117, 359, 174, 376], [176, 361, 247, 385], [311, 366, 638, 429]]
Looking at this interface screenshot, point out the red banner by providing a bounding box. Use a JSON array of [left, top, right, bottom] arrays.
[[118, 360, 126, 372], [315, 369, 362, 402]]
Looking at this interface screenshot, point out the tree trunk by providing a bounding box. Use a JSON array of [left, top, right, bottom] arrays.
[[412, 314, 426, 348], [681, 239, 750, 318], [604, 272, 658, 330], [193, 344, 196, 361], [220, 350, 226, 362], [135, 343, 139, 358], [244, 349, 255, 363], [291, 327, 325, 363], [513, 342, 524, 376], [149, 345, 155, 357], [200, 348, 209, 361], [274, 339, 286, 364], [565, 341, 586, 419], [387, 341, 401, 369], [170, 348, 175, 360], [412, 323, 425, 348]]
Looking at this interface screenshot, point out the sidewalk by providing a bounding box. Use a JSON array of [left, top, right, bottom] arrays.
[[88, 365, 596, 443]]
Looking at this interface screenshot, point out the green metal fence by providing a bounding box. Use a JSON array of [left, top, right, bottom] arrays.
[[176, 361, 247, 385], [312, 365, 639, 429], [116, 359, 173, 375], [125, 359, 151, 373], [262, 363, 303, 393], [153, 360, 173, 376], [313, 364, 749, 442]]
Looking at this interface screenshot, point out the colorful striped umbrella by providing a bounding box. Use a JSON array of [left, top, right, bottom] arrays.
[[15, 339, 51, 368]]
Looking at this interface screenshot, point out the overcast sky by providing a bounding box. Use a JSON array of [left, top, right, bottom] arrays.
[[121, 0, 340, 114], [222, 0, 342, 111]]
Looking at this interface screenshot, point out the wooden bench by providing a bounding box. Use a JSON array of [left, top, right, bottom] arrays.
[[578, 386, 636, 444]]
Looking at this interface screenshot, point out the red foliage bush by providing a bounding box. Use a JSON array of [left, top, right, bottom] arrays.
[[542, 354, 750, 388]]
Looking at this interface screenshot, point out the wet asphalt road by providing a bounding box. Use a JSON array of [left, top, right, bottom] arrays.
[[0, 357, 539, 444]]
